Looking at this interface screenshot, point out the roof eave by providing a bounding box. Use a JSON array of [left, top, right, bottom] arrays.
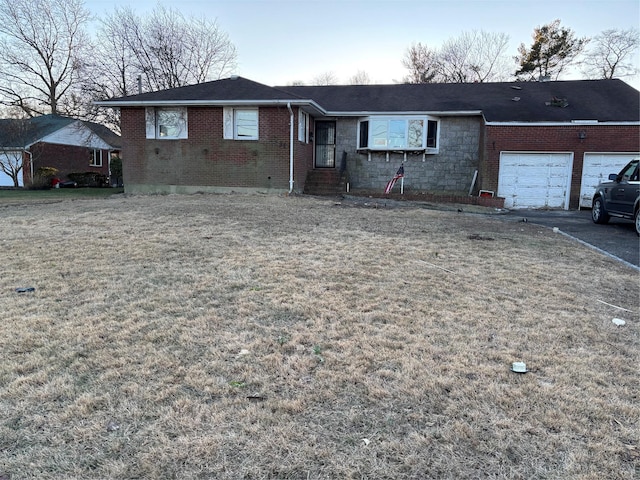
[[485, 120, 640, 126], [322, 110, 484, 117], [95, 98, 324, 109]]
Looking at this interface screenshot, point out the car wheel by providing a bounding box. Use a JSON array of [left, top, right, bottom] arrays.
[[635, 208, 640, 236], [592, 197, 609, 224]]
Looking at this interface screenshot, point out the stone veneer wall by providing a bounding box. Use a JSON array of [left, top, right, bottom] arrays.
[[338, 116, 483, 194]]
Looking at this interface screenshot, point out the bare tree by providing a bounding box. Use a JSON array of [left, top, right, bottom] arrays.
[[349, 70, 371, 85], [311, 71, 339, 86], [0, 118, 37, 186], [402, 32, 511, 84], [402, 42, 441, 83], [516, 19, 589, 81], [439, 31, 512, 83], [582, 28, 639, 80], [0, 0, 91, 117], [93, 5, 237, 95]]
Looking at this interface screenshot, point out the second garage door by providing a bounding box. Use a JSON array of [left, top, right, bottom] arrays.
[[579, 153, 639, 208], [498, 152, 573, 209]]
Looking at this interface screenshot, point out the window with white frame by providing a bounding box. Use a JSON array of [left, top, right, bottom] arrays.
[[89, 149, 102, 167], [145, 107, 188, 139], [357, 116, 439, 152], [223, 107, 259, 140], [298, 110, 309, 143]]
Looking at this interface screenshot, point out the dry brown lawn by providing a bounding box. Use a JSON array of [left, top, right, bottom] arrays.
[[0, 193, 638, 480]]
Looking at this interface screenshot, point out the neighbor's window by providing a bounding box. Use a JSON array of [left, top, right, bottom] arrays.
[[145, 107, 188, 139], [357, 116, 439, 151], [223, 107, 259, 140], [89, 149, 102, 167]]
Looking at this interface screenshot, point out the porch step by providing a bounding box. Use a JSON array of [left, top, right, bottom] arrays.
[[303, 169, 347, 196]]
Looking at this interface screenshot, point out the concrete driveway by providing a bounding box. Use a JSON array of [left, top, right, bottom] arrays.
[[501, 209, 639, 268]]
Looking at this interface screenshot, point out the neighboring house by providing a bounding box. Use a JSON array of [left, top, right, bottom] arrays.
[[96, 76, 639, 209], [0, 115, 121, 187]]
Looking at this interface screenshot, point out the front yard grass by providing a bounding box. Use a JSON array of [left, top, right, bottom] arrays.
[[0, 193, 637, 479]]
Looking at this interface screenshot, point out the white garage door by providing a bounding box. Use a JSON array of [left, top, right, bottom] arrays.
[[579, 153, 639, 208], [498, 152, 573, 209]]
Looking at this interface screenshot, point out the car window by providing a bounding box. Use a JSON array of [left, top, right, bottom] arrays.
[[620, 162, 638, 182]]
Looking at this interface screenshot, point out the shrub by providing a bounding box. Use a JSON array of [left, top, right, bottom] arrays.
[[68, 172, 109, 187], [28, 166, 58, 190]]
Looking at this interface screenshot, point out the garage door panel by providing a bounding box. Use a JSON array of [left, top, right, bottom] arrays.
[[498, 153, 572, 209]]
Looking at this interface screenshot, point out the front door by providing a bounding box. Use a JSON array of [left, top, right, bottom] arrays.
[[315, 121, 336, 168]]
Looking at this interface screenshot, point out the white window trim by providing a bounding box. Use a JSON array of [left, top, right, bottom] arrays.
[[298, 110, 309, 143], [145, 107, 188, 140], [223, 107, 259, 140], [90, 149, 103, 167], [357, 115, 440, 153]]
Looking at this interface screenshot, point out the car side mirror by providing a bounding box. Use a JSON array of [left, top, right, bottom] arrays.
[[608, 173, 618, 181]]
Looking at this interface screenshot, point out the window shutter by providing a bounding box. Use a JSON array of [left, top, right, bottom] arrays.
[[145, 107, 155, 139], [223, 107, 233, 139]]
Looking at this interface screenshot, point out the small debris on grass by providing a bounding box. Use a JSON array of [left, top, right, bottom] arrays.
[[468, 234, 494, 241], [612, 318, 626, 326], [362, 438, 371, 446], [106, 420, 120, 432], [15, 287, 35, 293], [597, 299, 634, 312], [247, 395, 266, 402], [511, 362, 528, 373], [238, 349, 250, 356]]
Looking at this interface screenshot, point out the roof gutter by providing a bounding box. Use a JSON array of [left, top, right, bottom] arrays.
[[485, 120, 640, 126], [287, 102, 294, 194], [94, 98, 326, 111]]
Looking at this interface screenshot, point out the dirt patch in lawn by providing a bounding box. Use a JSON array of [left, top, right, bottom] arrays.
[[0, 193, 637, 479]]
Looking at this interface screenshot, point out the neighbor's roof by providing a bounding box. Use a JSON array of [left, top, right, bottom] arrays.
[[96, 76, 640, 124], [0, 114, 121, 149]]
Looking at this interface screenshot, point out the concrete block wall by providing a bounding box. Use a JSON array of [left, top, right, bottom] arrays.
[[342, 116, 482, 194]]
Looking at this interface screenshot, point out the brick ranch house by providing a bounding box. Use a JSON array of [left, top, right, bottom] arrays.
[[0, 115, 121, 187], [96, 77, 639, 209]]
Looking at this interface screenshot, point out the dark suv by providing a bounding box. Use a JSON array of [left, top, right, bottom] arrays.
[[591, 159, 640, 236]]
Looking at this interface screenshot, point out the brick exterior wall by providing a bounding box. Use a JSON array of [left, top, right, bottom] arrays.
[[120, 106, 314, 194], [24, 142, 111, 185], [342, 116, 482, 194], [482, 124, 640, 208], [119, 104, 639, 208]]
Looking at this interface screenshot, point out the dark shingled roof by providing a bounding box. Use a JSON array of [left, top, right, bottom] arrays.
[[101, 76, 302, 103], [279, 79, 640, 122], [0, 114, 121, 149], [97, 76, 640, 124]]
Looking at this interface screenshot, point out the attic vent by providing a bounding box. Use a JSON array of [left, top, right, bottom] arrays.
[[229, 75, 239, 80], [546, 96, 569, 108], [510, 85, 522, 90]]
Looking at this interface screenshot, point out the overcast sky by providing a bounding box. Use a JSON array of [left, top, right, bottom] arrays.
[[84, 0, 640, 88]]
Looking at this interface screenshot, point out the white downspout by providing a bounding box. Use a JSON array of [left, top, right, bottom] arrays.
[[287, 102, 294, 194]]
